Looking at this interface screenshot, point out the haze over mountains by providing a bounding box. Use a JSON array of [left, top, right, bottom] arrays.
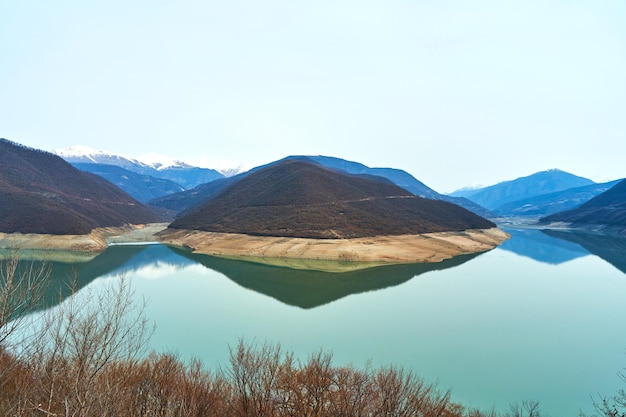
[[0, 139, 161, 234]]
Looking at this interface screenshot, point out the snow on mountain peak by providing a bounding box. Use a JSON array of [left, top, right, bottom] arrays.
[[137, 153, 193, 170], [188, 156, 249, 177], [52, 145, 113, 162]]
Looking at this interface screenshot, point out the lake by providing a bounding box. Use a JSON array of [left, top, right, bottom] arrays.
[[5, 227, 626, 416]]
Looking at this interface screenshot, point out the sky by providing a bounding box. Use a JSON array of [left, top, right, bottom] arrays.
[[1, 0, 625, 193]]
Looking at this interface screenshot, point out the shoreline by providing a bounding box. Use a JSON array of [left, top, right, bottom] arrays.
[[157, 227, 510, 266], [0, 223, 170, 261], [1, 224, 511, 269]]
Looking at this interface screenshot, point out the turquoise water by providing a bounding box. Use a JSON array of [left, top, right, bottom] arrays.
[[7, 228, 626, 416]]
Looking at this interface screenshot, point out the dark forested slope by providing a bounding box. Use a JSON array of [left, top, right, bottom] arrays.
[[0, 139, 161, 234], [169, 160, 495, 238]]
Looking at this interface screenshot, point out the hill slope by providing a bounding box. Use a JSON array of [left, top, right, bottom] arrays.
[[450, 169, 595, 211], [169, 160, 495, 238], [295, 156, 493, 217], [542, 179, 626, 228], [150, 155, 493, 219], [0, 139, 162, 235]]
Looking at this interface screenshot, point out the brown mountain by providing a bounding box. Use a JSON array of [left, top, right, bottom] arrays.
[[169, 159, 495, 238], [0, 139, 162, 235]]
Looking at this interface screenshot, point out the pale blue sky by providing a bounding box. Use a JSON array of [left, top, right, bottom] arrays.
[[1, 0, 625, 192]]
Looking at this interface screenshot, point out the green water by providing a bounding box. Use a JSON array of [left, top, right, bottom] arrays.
[[5, 228, 626, 416]]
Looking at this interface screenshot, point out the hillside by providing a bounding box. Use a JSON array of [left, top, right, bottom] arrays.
[[73, 163, 184, 202], [297, 156, 493, 217], [450, 169, 595, 211], [169, 159, 495, 238], [150, 155, 493, 219], [0, 139, 162, 235], [494, 180, 620, 217], [542, 179, 626, 228]]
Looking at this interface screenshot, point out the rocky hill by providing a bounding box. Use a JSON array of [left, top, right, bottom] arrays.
[[0, 139, 162, 235], [168, 159, 495, 238]]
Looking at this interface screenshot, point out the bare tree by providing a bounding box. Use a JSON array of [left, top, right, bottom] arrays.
[[591, 366, 626, 417], [506, 400, 542, 417], [26, 275, 154, 416], [0, 249, 50, 349]]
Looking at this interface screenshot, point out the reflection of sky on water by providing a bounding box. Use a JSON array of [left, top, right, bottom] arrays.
[[4, 231, 626, 417]]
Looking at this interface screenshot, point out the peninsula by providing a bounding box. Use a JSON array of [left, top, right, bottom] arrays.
[[158, 159, 509, 266]]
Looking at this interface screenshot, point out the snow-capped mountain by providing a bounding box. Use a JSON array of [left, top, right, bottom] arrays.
[[218, 167, 246, 177], [53, 145, 151, 171], [137, 152, 195, 171], [53, 146, 226, 192]]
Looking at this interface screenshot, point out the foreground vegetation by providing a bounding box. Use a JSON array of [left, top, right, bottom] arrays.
[[1, 253, 624, 417]]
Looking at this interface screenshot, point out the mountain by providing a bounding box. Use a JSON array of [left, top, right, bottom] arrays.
[[0, 139, 161, 235], [300, 156, 440, 198], [169, 159, 495, 238], [541, 179, 626, 228], [149, 155, 493, 219], [450, 169, 595, 211], [297, 156, 493, 217], [53, 146, 225, 190], [54, 145, 153, 172], [73, 163, 185, 203], [493, 180, 621, 218]]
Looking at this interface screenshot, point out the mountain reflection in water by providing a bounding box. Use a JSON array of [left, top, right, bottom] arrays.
[[0, 244, 194, 313], [541, 229, 626, 274], [499, 227, 590, 264], [170, 248, 481, 308], [4, 226, 625, 314]]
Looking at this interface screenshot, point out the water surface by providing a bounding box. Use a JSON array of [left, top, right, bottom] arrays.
[[6, 228, 626, 416]]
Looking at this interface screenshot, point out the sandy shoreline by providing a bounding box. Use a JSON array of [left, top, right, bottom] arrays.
[[0, 223, 170, 261], [1, 224, 510, 269], [157, 227, 510, 266]]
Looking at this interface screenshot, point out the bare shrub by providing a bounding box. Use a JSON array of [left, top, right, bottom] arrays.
[[1, 252, 550, 417], [24, 276, 154, 416], [0, 249, 50, 348]]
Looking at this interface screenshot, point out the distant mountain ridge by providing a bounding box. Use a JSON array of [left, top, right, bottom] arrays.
[[0, 139, 161, 234], [72, 163, 185, 203], [493, 180, 620, 218], [169, 159, 495, 238], [450, 169, 596, 212], [53, 146, 226, 190], [542, 179, 626, 229]]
